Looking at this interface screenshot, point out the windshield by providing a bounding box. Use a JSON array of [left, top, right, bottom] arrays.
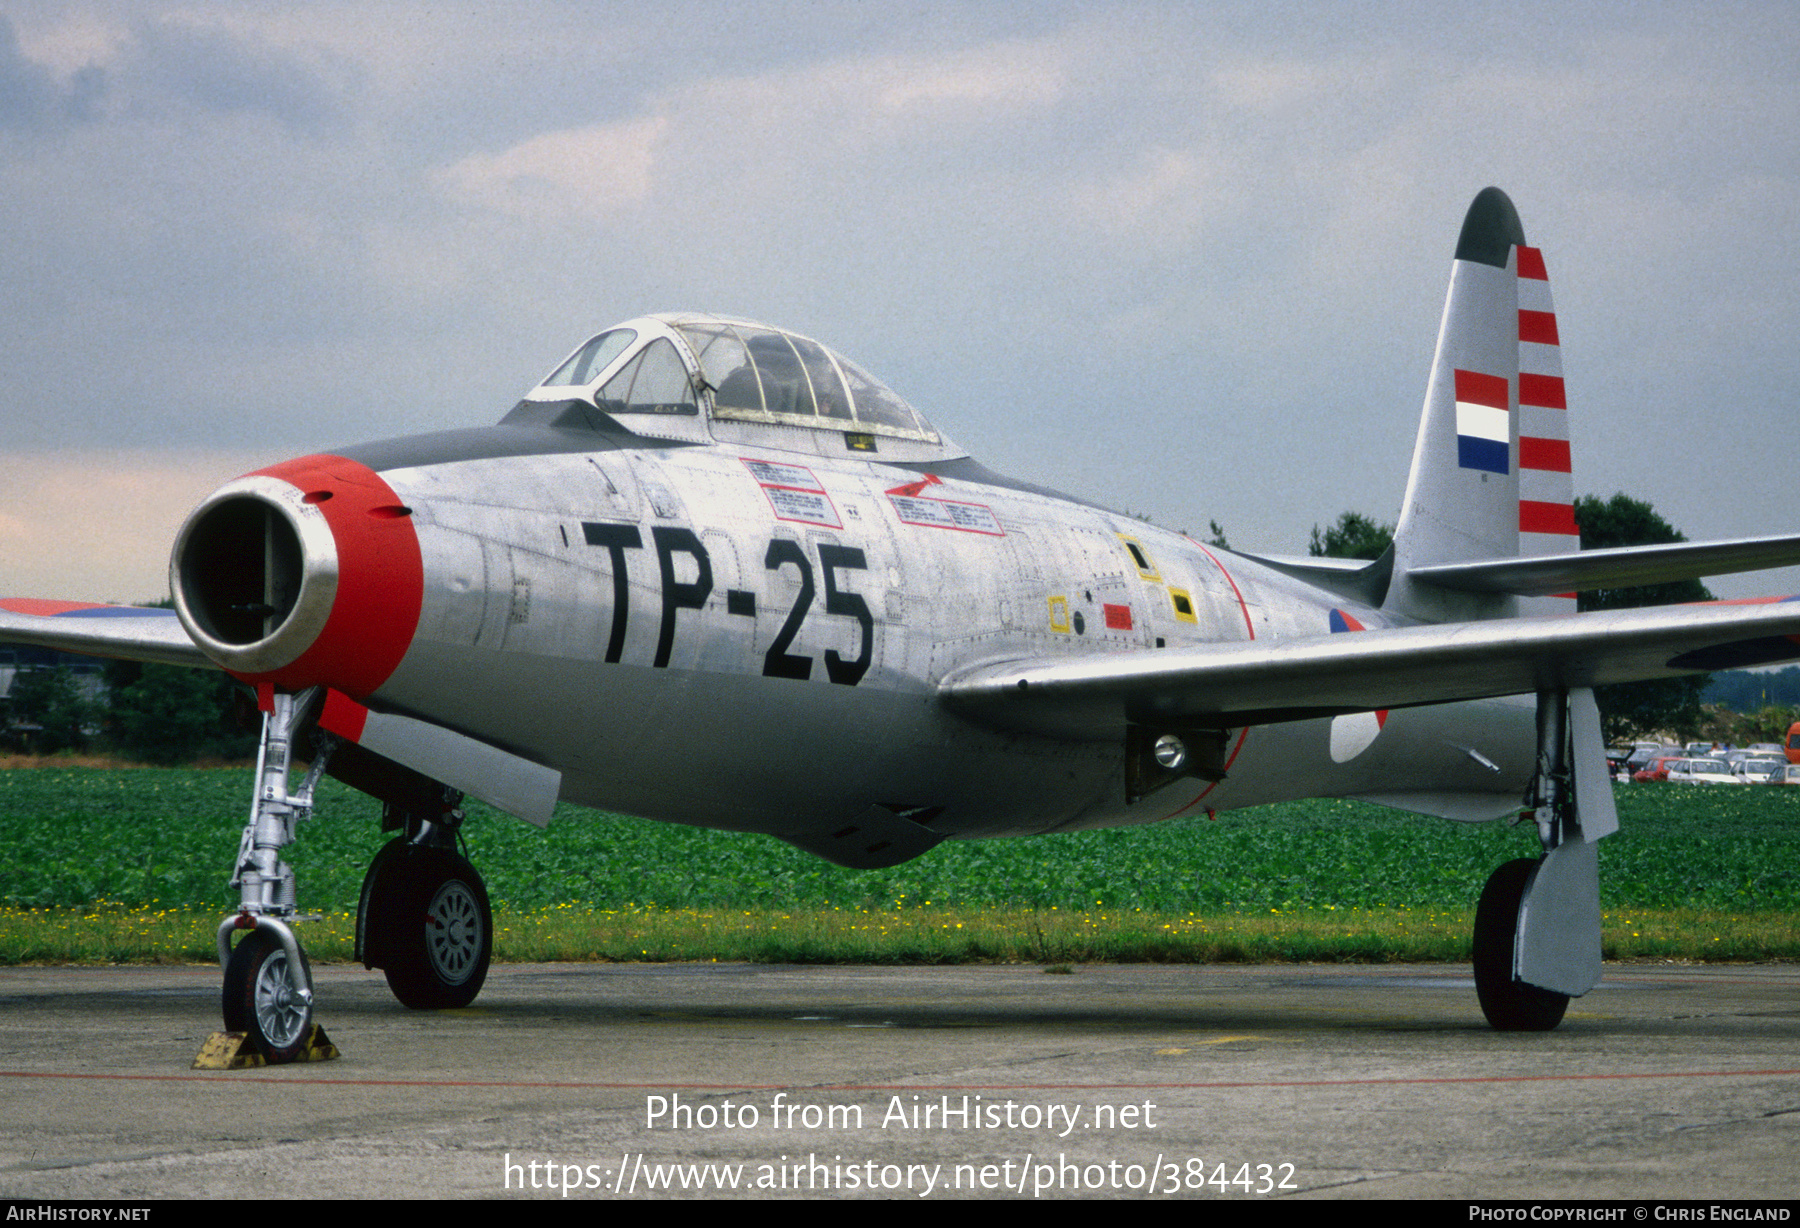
[[542, 329, 637, 387], [672, 319, 938, 442]]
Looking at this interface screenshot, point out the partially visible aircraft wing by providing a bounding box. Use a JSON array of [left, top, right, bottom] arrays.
[[0, 599, 216, 670], [939, 597, 1800, 737]]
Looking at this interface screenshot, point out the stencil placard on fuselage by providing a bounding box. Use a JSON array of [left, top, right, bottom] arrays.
[[887, 494, 1004, 536], [741, 458, 842, 528]]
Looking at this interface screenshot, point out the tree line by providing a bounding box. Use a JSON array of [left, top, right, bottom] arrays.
[[2, 655, 254, 764]]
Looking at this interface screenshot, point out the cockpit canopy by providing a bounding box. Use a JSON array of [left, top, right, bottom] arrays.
[[528, 313, 945, 446]]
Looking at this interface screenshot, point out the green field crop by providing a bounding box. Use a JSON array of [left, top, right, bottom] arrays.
[[2, 767, 1797, 915]]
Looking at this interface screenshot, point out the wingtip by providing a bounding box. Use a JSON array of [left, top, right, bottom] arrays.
[[1455, 187, 1526, 268]]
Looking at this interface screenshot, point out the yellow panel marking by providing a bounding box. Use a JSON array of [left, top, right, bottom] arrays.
[[1169, 586, 1198, 623], [1115, 534, 1162, 582]]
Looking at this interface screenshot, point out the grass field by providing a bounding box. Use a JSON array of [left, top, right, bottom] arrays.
[[1, 764, 1796, 963]]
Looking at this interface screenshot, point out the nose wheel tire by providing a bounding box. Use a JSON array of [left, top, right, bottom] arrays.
[[1473, 858, 1570, 1032], [223, 928, 314, 1063], [374, 847, 493, 1010]]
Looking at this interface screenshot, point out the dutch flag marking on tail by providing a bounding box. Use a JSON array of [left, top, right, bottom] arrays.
[[1454, 368, 1510, 475]]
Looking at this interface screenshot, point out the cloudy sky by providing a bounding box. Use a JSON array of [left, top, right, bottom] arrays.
[[3, 1, 1797, 602]]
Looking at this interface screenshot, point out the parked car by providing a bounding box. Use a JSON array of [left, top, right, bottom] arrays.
[[1625, 746, 1678, 778], [1666, 758, 1740, 785], [1734, 757, 1788, 784], [1633, 755, 1686, 783]]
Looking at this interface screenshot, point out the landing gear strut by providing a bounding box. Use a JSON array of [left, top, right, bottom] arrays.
[[216, 688, 331, 1062]]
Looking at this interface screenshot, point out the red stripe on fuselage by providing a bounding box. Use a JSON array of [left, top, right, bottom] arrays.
[[1188, 540, 1256, 641], [246, 454, 423, 698]]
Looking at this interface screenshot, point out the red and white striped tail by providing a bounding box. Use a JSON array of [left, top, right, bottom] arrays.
[[1390, 189, 1584, 624], [1516, 244, 1578, 616]]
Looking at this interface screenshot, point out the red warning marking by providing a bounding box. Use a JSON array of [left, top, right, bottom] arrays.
[[1516, 245, 1548, 280], [885, 473, 943, 498], [1103, 603, 1133, 630], [1519, 310, 1560, 345], [319, 688, 371, 742]]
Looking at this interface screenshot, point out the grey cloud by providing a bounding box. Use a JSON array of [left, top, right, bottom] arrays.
[[0, 15, 105, 131], [125, 16, 353, 135]]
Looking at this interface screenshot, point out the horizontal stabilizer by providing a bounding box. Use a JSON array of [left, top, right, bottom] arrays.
[[1408, 533, 1800, 597], [1234, 549, 1393, 606], [940, 597, 1800, 737], [0, 599, 215, 670]]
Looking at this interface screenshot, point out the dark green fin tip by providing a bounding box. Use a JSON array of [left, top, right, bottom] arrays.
[[1455, 187, 1526, 268]]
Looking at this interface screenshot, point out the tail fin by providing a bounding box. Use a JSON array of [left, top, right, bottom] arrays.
[[1386, 187, 1579, 622]]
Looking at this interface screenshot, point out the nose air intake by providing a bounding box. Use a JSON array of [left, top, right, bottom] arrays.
[[176, 494, 308, 646], [171, 454, 423, 697]]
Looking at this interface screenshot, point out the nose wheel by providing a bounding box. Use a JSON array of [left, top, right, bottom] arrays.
[[222, 927, 315, 1063]]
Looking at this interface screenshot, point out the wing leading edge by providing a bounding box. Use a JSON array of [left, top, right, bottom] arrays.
[[0, 600, 215, 670], [938, 597, 1800, 738]]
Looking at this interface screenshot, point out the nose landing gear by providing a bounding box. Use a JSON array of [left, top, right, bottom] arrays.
[[210, 687, 496, 1064], [211, 688, 334, 1064]]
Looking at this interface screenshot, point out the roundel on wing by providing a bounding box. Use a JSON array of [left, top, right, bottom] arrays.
[[1328, 608, 1388, 762]]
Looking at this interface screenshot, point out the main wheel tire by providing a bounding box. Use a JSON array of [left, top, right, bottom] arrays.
[[356, 838, 411, 969], [1473, 858, 1570, 1032], [222, 928, 314, 1063], [382, 848, 492, 1010]]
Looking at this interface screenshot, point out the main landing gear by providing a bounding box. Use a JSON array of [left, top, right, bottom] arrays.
[[1473, 859, 1570, 1031], [1469, 688, 1616, 1032], [357, 825, 492, 1009], [216, 688, 495, 1063]]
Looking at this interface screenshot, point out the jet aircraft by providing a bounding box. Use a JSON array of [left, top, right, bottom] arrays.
[[6, 188, 1800, 1059]]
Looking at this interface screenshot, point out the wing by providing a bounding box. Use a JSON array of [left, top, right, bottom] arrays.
[[938, 597, 1800, 737], [0, 599, 216, 670]]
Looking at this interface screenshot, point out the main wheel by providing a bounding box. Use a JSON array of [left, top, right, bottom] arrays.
[[381, 848, 492, 1010], [1473, 858, 1570, 1032], [356, 838, 410, 969], [222, 928, 314, 1063]]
